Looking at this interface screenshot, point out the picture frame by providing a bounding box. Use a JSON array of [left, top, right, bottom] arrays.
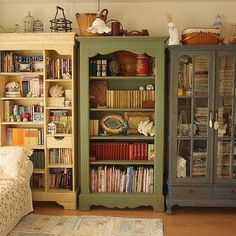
[[100, 113, 125, 134], [19, 63, 31, 72], [33, 112, 44, 121]]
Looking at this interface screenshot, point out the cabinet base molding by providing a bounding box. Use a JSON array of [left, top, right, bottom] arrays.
[[79, 193, 164, 212], [32, 191, 77, 210], [166, 186, 236, 214]]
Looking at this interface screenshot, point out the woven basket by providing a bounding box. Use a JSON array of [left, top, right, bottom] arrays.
[[182, 27, 220, 45], [75, 9, 108, 37]]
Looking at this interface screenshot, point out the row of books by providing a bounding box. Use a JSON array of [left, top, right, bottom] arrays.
[[21, 75, 43, 97], [49, 110, 72, 123], [49, 168, 72, 190], [30, 150, 45, 169], [106, 90, 155, 109], [47, 58, 72, 79], [6, 128, 44, 146], [90, 142, 155, 161], [192, 151, 207, 177], [89, 120, 99, 136], [89, 59, 107, 77], [0, 51, 43, 72], [90, 166, 154, 193], [49, 148, 73, 164], [31, 173, 45, 189], [4, 101, 44, 122]]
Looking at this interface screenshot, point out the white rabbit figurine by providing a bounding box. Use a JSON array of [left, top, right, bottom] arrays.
[[168, 22, 180, 45], [166, 14, 180, 46]]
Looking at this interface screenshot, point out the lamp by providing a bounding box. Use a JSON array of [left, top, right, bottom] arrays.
[[87, 0, 111, 34]]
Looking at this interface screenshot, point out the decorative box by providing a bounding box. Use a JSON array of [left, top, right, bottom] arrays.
[[182, 27, 220, 45]]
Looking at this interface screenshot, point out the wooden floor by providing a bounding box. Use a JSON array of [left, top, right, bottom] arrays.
[[33, 202, 236, 236]]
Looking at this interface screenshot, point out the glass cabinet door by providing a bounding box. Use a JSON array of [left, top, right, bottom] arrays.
[[215, 54, 236, 181], [176, 53, 211, 181]]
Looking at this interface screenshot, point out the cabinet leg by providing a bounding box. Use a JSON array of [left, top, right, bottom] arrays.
[[166, 207, 172, 215], [166, 201, 172, 214], [57, 201, 77, 210]]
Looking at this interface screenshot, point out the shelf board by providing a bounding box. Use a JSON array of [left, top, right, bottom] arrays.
[[1, 121, 44, 125], [177, 136, 208, 139], [90, 108, 155, 112], [47, 164, 73, 168], [46, 79, 72, 82], [32, 188, 45, 193], [90, 135, 154, 140], [46, 106, 72, 110], [46, 133, 72, 137], [0, 97, 44, 100], [31, 145, 45, 149], [47, 189, 73, 193], [33, 169, 45, 174], [0, 72, 44, 76], [89, 76, 155, 80], [178, 96, 209, 99], [90, 160, 154, 165]]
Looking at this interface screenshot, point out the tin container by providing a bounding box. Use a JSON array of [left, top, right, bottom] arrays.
[[136, 54, 150, 76]]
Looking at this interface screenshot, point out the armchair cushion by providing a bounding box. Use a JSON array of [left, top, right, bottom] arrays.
[[0, 146, 33, 180]]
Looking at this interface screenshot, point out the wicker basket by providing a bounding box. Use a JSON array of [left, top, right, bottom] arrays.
[[75, 9, 108, 37], [182, 27, 220, 45]]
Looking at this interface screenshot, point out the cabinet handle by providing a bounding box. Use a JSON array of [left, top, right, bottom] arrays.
[[209, 111, 213, 128]]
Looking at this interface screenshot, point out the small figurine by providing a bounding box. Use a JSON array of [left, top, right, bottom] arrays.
[[48, 122, 57, 134], [122, 121, 128, 135], [15, 115, 21, 122], [166, 14, 180, 46], [10, 115, 15, 122], [213, 14, 223, 28], [21, 113, 31, 122], [63, 72, 71, 80]]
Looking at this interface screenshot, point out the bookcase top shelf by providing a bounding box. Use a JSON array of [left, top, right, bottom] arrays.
[[90, 135, 155, 140]]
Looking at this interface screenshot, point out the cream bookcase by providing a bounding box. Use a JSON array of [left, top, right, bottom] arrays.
[[0, 33, 78, 209]]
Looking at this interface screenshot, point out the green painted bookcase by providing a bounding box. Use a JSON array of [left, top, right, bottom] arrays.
[[76, 36, 166, 211]]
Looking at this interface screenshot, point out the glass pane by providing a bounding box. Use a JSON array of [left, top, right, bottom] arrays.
[[233, 143, 236, 179], [216, 55, 234, 138], [178, 55, 193, 96], [217, 141, 231, 179], [178, 99, 192, 137], [192, 140, 208, 178], [217, 106, 231, 137], [219, 56, 234, 96], [194, 56, 209, 96], [177, 139, 190, 178], [194, 98, 208, 137]]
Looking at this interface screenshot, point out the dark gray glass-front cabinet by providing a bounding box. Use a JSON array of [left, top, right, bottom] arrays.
[[166, 45, 236, 214]]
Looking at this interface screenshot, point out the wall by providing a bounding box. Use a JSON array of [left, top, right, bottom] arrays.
[[0, 1, 235, 37]]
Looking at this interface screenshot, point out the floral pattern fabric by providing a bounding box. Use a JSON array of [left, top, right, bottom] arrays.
[[0, 178, 33, 236]]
